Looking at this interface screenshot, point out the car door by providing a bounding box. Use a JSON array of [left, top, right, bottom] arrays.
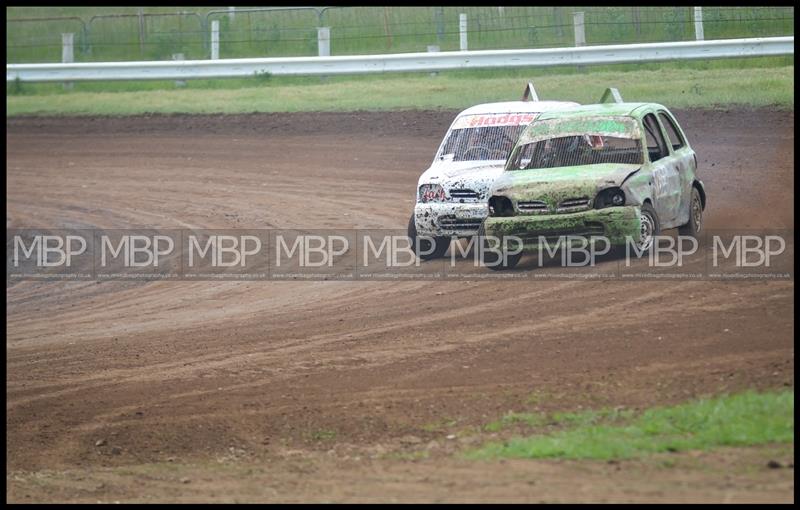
[[642, 112, 682, 226], [657, 110, 695, 227]]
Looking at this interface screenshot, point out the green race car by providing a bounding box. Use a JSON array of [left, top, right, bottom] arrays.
[[480, 89, 706, 270]]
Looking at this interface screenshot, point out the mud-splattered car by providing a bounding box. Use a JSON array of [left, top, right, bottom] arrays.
[[408, 85, 579, 259], [480, 89, 706, 269]]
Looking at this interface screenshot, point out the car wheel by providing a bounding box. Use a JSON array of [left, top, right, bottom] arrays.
[[637, 202, 661, 253], [678, 187, 703, 237], [408, 214, 450, 260], [477, 221, 522, 270]]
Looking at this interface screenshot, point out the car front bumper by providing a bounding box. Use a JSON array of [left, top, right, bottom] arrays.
[[482, 206, 642, 251], [414, 202, 489, 238]]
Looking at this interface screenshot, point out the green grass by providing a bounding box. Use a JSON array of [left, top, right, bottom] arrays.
[[309, 429, 337, 441], [549, 407, 636, 427], [6, 7, 793, 116], [468, 390, 794, 461], [6, 64, 794, 116], [421, 418, 459, 432]]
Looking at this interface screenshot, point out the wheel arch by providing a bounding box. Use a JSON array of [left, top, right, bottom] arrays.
[[692, 180, 707, 210], [488, 195, 514, 217]]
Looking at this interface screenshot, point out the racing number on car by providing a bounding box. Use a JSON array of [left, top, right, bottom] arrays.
[[652, 166, 668, 195], [652, 165, 682, 224]]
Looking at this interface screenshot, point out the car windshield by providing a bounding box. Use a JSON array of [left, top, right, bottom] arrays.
[[507, 134, 644, 170], [438, 113, 536, 162]]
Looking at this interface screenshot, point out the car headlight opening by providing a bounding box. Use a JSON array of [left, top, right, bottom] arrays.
[[595, 187, 626, 209]]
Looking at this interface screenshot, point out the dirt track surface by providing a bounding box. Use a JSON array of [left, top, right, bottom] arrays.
[[6, 109, 795, 502]]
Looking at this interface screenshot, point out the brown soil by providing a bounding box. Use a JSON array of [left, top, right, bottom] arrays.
[[5, 108, 794, 503]]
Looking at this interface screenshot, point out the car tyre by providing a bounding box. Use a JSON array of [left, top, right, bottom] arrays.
[[408, 214, 450, 260], [637, 202, 661, 253], [678, 187, 703, 238], [477, 221, 522, 270]]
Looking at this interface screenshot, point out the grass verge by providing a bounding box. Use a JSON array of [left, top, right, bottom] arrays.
[[468, 390, 794, 461], [6, 65, 794, 116]]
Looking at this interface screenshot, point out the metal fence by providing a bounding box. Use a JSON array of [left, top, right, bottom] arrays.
[[7, 37, 794, 83], [6, 6, 796, 63], [86, 12, 206, 61]]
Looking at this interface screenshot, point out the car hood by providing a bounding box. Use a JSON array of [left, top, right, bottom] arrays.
[[418, 160, 506, 201], [491, 163, 642, 204]]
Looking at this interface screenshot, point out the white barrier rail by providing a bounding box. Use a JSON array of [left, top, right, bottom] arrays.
[[6, 37, 794, 82]]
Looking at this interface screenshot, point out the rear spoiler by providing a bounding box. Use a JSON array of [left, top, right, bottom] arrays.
[[600, 87, 624, 104], [521, 82, 540, 102]]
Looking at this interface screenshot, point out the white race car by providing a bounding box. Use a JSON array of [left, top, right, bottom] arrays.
[[409, 84, 580, 259]]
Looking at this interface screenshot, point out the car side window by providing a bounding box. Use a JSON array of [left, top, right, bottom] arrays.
[[658, 111, 685, 151], [516, 143, 535, 169], [643, 113, 668, 162]]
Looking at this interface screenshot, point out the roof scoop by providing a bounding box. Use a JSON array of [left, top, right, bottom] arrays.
[[600, 87, 624, 103], [522, 82, 540, 102]]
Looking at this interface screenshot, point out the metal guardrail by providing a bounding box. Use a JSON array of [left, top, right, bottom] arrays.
[[6, 36, 794, 82]]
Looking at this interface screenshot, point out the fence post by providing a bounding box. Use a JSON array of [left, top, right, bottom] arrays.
[[228, 6, 235, 22], [693, 7, 704, 41], [211, 19, 220, 59], [172, 53, 186, 87], [317, 27, 331, 57], [573, 11, 585, 47], [459, 13, 468, 51], [573, 12, 585, 73], [62, 33, 74, 90]]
